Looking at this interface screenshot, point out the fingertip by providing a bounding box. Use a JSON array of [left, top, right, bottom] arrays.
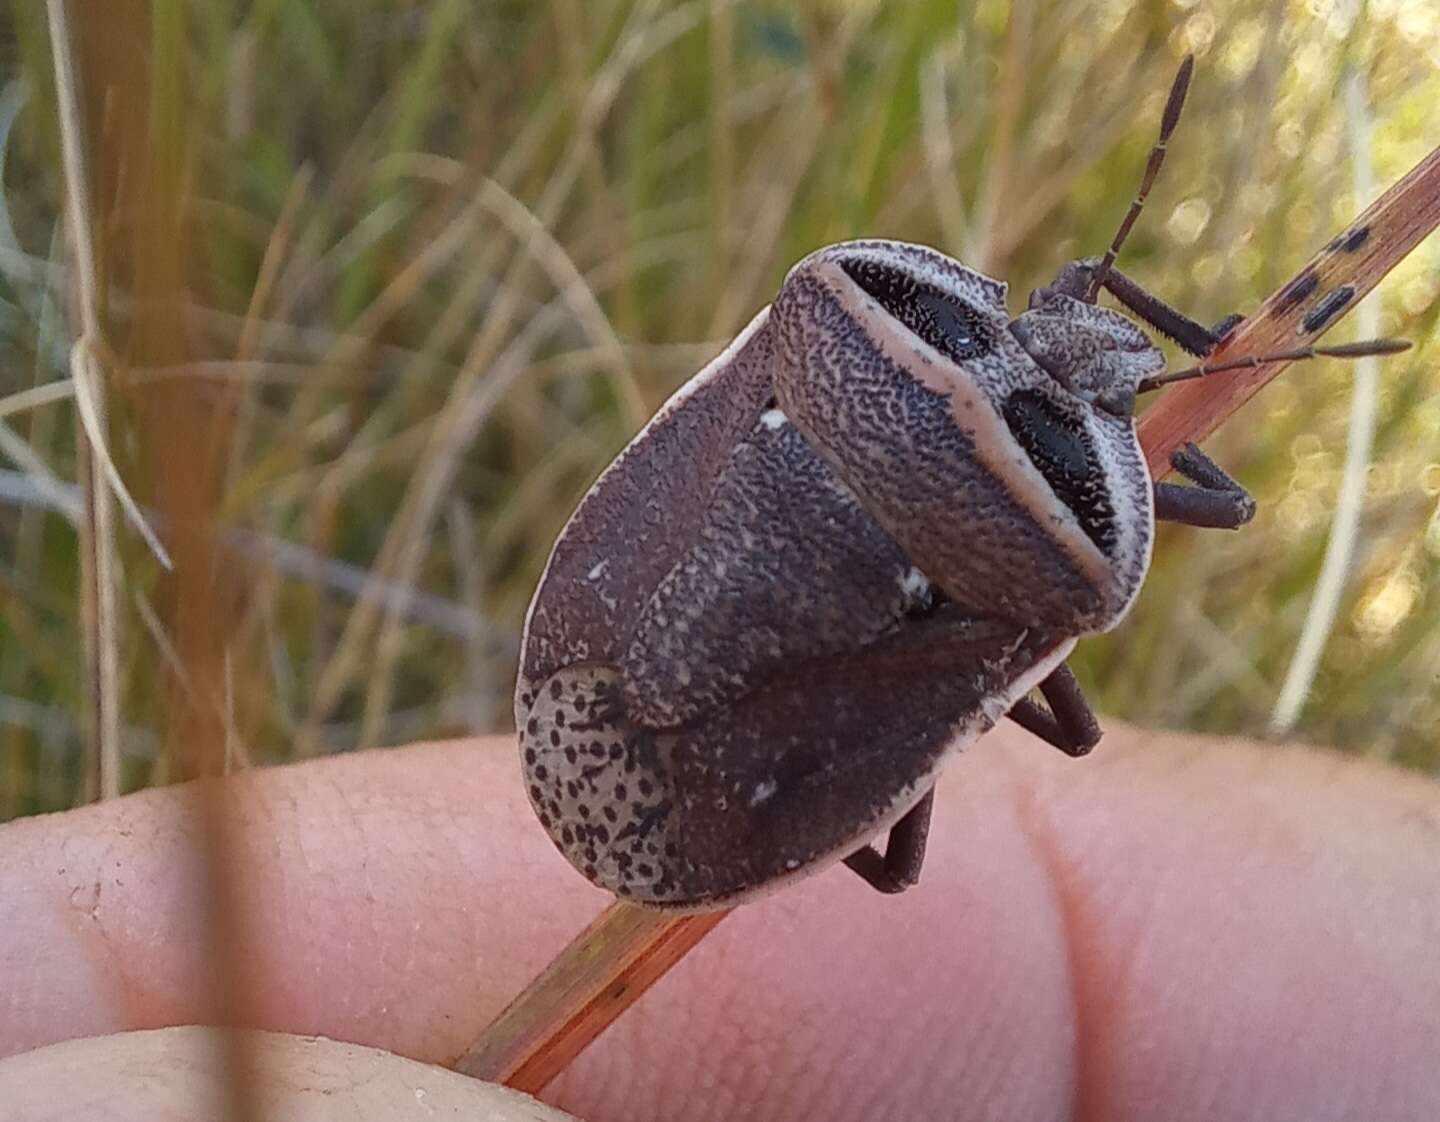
[[4, 729, 1437, 1122], [0, 1027, 582, 1122]]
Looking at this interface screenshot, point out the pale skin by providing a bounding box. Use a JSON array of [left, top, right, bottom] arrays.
[[1, 724, 1437, 1121]]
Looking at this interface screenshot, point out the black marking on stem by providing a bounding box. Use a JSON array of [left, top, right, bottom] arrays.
[[1300, 285, 1356, 334], [1273, 271, 1320, 316], [1327, 225, 1371, 253]]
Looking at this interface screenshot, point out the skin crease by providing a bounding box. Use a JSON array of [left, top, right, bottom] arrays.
[[0, 726, 1437, 1121]]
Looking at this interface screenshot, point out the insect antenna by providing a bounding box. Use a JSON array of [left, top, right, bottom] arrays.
[[1136, 338, 1410, 394], [1084, 54, 1195, 303]]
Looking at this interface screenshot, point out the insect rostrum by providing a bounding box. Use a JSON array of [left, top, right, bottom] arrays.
[[513, 58, 1393, 912]]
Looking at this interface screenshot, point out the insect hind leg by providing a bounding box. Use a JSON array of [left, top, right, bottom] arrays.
[[843, 788, 934, 894], [842, 660, 1096, 897], [1006, 664, 1101, 757]]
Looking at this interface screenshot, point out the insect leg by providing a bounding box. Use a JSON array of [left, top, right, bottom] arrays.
[[1095, 267, 1223, 356], [1153, 442, 1257, 530], [1006, 664, 1101, 757], [1211, 312, 1245, 341], [842, 788, 934, 895]]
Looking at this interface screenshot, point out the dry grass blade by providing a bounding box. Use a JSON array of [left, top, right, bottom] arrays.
[[45, 0, 121, 803], [455, 140, 1440, 1094], [1270, 69, 1385, 734]]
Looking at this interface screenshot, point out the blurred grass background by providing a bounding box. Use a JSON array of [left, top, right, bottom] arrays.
[[1, 0, 1438, 820]]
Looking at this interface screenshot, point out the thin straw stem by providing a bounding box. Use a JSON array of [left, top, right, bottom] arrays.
[[1270, 67, 1384, 733], [46, 0, 120, 801]]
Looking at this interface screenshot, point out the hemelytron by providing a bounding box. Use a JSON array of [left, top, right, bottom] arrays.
[[513, 56, 1405, 912]]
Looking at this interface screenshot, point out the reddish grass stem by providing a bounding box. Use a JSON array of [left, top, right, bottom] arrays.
[[456, 904, 727, 1092]]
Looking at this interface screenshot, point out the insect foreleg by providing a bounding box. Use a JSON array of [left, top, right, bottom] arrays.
[[1094, 266, 1223, 357], [1209, 312, 1245, 341]]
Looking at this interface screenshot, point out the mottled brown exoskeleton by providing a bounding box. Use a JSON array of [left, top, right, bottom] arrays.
[[514, 57, 1403, 911]]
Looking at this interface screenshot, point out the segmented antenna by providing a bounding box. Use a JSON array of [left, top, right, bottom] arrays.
[[1084, 54, 1195, 303], [1136, 338, 1410, 393]]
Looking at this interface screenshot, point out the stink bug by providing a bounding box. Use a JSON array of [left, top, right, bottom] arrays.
[[514, 57, 1404, 911]]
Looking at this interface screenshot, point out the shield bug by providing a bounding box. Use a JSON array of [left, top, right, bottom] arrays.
[[514, 56, 1405, 911]]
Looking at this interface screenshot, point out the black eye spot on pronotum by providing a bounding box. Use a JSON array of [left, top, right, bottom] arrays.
[[841, 258, 992, 364], [1002, 389, 1117, 552]]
